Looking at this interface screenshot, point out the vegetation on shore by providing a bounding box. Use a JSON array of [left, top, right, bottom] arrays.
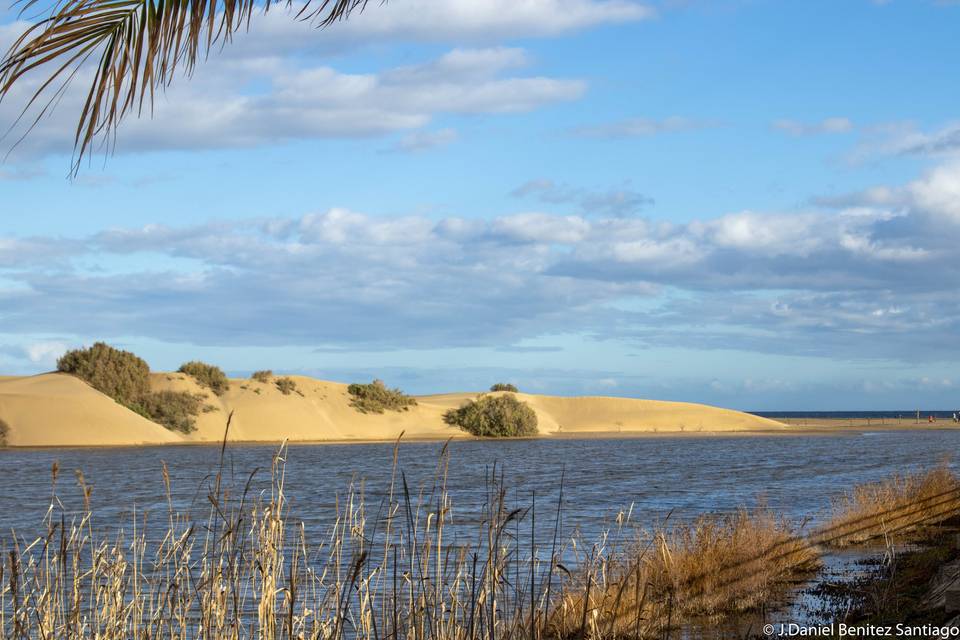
[[0, 417, 7, 447], [57, 343, 203, 433], [347, 379, 417, 414], [251, 369, 273, 383], [444, 393, 538, 437], [177, 360, 230, 396], [490, 382, 519, 392]]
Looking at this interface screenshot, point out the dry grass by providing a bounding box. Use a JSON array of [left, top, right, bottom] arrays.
[[549, 507, 819, 638], [817, 463, 960, 548]]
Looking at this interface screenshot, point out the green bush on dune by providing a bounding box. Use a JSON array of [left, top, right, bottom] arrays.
[[0, 417, 8, 447], [57, 342, 151, 409], [138, 390, 205, 434], [251, 369, 272, 383], [489, 383, 519, 392], [57, 342, 202, 433], [178, 361, 229, 396], [444, 393, 538, 438], [347, 379, 417, 414]]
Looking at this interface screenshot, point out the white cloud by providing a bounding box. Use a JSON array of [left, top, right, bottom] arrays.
[[573, 116, 713, 138], [848, 121, 960, 162], [4, 163, 960, 360], [25, 341, 67, 364], [908, 160, 960, 222], [492, 212, 591, 243], [0, 47, 585, 158], [511, 178, 653, 216], [241, 0, 654, 52], [388, 128, 459, 153], [772, 117, 853, 136]]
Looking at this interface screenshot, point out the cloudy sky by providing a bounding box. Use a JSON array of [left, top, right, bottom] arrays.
[[1, 0, 959, 410]]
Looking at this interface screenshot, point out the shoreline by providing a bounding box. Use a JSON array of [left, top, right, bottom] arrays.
[[3, 424, 958, 451]]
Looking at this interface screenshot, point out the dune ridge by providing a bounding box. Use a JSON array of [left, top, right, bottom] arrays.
[[0, 372, 787, 447]]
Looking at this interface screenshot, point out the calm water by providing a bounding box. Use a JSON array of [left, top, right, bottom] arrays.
[[753, 410, 960, 419], [1, 430, 957, 542]]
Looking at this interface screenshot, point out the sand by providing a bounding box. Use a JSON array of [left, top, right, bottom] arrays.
[[0, 374, 182, 447], [1, 372, 790, 448]]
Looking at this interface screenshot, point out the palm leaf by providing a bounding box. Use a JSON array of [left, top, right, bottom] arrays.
[[0, 0, 374, 171]]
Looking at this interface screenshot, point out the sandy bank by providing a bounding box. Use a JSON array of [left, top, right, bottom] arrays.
[[1, 372, 788, 448]]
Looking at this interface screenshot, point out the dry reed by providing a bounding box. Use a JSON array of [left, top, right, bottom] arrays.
[[549, 507, 819, 638], [817, 463, 960, 548]]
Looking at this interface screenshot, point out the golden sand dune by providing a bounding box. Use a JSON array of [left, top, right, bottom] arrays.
[[0, 372, 786, 447], [418, 392, 787, 434], [150, 374, 462, 443], [0, 374, 182, 447]]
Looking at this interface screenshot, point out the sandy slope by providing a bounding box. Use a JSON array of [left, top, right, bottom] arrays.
[[0, 374, 182, 447], [0, 372, 786, 447], [149, 374, 462, 443], [418, 392, 787, 434]]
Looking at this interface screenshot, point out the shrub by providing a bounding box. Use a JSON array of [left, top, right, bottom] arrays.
[[57, 342, 151, 409], [252, 370, 272, 383], [138, 391, 204, 434], [347, 379, 417, 414], [178, 361, 229, 396], [275, 377, 298, 395], [55, 342, 207, 434], [0, 418, 8, 447], [444, 394, 538, 437], [489, 383, 519, 392]]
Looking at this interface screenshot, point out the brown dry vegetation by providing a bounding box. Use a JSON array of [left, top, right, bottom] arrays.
[[550, 507, 819, 637], [274, 376, 298, 395], [817, 463, 960, 548]]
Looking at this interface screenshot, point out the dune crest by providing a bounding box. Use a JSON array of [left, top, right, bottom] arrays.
[[0, 372, 786, 447]]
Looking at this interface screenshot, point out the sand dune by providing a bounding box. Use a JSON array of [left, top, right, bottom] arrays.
[[0, 374, 181, 447], [0, 372, 786, 447]]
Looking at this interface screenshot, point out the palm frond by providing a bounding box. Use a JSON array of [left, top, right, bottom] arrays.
[[0, 0, 372, 172]]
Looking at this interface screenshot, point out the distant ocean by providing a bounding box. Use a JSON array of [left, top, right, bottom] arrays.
[[751, 410, 960, 419]]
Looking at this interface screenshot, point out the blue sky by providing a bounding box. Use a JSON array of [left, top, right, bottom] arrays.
[[2, 0, 960, 410]]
